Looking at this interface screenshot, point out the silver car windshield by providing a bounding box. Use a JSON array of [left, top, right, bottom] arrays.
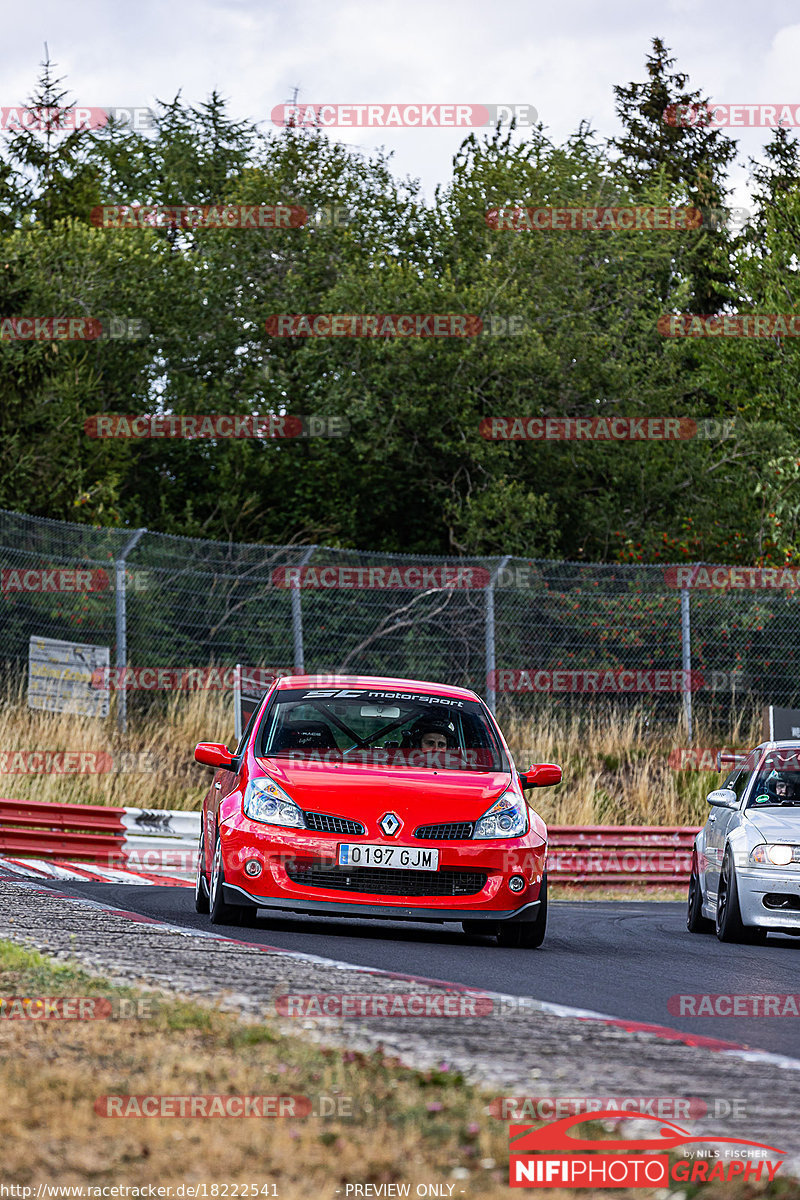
[[749, 749, 800, 808]]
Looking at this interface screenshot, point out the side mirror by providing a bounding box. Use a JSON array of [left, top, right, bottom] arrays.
[[195, 742, 236, 770], [519, 763, 562, 789], [707, 787, 737, 809]]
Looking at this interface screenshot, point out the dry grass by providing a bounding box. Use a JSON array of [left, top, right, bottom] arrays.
[[0, 681, 762, 824], [0, 941, 572, 1198], [499, 702, 762, 827], [1, 940, 786, 1200], [0, 940, 788, 1200], [0, 678, 232, 811]]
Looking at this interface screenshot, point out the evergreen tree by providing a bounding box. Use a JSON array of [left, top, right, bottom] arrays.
[[611, 37, 738, 312]]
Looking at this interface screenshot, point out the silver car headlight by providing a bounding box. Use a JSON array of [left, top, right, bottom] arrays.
[[473, 791, 528, 839], [243, 777, 305, 829], [750, 844, 800, 867]]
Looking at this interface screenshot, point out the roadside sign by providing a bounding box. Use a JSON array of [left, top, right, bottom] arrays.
[[763, 705, 800, 741], [28, 636, 110, 717]]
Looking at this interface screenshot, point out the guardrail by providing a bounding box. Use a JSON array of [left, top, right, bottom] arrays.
[[0, 800, 697, 888], [549, 825, 699, 888], [0, 798, 200, 873]]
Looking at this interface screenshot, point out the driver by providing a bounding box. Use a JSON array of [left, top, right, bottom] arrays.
[[764, 769, 800, 804], [408, 716, 457, 752]]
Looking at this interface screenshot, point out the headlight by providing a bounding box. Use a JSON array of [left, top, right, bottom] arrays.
[[473, 791, 528, 839], [750, 844, 799, 867], [243, 777, 305, 829]]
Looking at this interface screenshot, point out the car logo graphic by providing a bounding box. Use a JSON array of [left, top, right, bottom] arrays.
[[509, 1112, 785, 1155], [379, 812, 402, 836]]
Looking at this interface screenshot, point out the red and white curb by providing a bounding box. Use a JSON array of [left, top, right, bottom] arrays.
[[0, 855, 193, 887]]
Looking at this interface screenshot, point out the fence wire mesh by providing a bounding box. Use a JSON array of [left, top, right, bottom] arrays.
[[0, 507, 796, 730]]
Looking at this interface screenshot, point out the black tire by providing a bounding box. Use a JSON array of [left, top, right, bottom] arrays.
[[716, 849, 763, 943], [686, 853, 713, 933], [496, 874, 548, 948], [237, 905, 261, 928], [209, 831, 247, 925], [462, 920, 494, 937], [194, 824, 210, 913]]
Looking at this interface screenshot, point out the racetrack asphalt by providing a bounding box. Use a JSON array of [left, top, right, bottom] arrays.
[[21, 880, 800, 1059]]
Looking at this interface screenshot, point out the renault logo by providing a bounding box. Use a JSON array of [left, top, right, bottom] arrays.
[[379, 812, 401, 837]]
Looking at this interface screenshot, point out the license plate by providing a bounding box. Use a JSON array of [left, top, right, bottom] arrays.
[[337, 843, 439, 870]]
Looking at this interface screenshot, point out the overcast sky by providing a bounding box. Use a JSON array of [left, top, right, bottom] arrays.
[[4, 0, 800, 207]]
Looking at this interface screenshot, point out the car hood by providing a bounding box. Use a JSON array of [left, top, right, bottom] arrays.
[[254, 757, 513, 822], [746, 810, 800, 841]]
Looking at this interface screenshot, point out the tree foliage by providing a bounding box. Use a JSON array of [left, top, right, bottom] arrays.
[[2, 42, 800, 565]]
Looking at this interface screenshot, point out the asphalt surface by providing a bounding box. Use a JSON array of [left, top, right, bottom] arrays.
[[29, 879, 800, 1059]]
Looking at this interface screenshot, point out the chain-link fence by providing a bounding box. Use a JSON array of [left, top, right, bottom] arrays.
[[1, 507, 798, 733]]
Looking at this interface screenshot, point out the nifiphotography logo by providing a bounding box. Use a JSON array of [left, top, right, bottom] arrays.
[[508, 1111, 784, 1188]]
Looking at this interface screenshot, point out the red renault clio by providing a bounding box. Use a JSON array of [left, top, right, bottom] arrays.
[[194, 674, 561, 947]]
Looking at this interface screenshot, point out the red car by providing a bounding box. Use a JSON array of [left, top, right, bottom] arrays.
[[193, 674, 561, 947]]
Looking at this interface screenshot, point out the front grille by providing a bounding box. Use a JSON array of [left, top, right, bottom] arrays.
[[414, 821, 474, 840], [285, 860, 487, 897], [303, 812, 365, 836]]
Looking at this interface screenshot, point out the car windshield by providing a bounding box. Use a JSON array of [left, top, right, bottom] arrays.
[[749, 749, 800, 808], [254, 686, 507, 771]]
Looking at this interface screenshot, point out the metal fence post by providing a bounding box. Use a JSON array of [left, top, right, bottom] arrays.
[[486, 555, 511, 714], [681, 586, 693, 746], [233, 663, 242, 743], [292, 545, 317, 675], [115, 528, 147, 733]]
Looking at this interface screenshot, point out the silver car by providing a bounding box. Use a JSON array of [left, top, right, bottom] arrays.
[[688, 741, 800, 942]]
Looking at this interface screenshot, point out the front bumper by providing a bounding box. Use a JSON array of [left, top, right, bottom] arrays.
[[223, 882, 542, 924], [218, 816, 546, 920], [737, 867, 800, 931]]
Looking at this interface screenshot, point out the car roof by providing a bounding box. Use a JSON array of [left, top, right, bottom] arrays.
[[273, 674, 482, 702]]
